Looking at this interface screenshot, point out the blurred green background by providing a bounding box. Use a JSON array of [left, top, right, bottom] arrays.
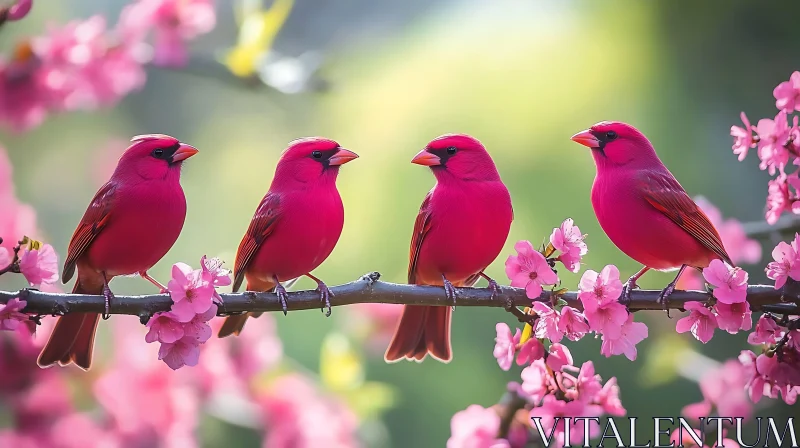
[[1, 0, 798, 446]]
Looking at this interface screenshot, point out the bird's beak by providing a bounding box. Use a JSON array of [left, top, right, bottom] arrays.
[[328, 148, 359, 166], [411, 149, 441, 166], [170, 143, 199, 162], [570, 130, 601, 149]]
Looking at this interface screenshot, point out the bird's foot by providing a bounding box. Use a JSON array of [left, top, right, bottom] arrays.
[[621, 277, 640, 307], [658, 283, 676, 318], [442, 276, 457, 310], [275, 283, 289, 316], [316, 280, 333, 317], [102, 283, 115, 320]]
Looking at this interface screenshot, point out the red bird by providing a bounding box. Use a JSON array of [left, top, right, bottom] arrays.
[[38, 135, 198, 370], [385, 134, 513, 363], [218, 138, 358, 337], [571, 121, 731, 306]]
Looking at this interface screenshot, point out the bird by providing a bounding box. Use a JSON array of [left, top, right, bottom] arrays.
[[37, 134, 198, 370], [571, 121, 732, 308], [217, 137, 358, 338], [384, 134, 513, 363]]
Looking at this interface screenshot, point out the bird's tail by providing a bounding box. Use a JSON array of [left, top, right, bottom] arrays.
[[37, 279, 101, 370], [384, 305, 452, 363], [218, 280, 274, 338]]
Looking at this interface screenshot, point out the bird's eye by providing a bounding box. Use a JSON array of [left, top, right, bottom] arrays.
[[312, 150, 323, 159], [606, 131, 618, 141], [446, 147, 457, 155], [152, 149, 164, 158]]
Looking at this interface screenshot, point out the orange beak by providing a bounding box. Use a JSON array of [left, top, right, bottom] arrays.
[[171, 143, 199, 162], [411, 149, 441, 166], [328, 148, 359, 166], [570, 130, 601, 149]]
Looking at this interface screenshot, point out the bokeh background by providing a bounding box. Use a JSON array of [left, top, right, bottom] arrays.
[[1, 0, 798, 446]]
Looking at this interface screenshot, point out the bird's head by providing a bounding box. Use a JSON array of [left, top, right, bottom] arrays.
[[412, 134, 501, 182], [274, 137, 359, 185], [115, 134, 199, 181], [571, 121, 658, 168]]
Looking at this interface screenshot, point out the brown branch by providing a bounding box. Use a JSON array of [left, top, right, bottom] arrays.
[[0, 272, 798, 324]]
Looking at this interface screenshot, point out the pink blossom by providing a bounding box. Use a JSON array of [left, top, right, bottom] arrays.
[[747, 315, 782, 345], [144, 311, 184, 343], [167, 262, 215, 321], [546, 343, 573, 371], [515, 338, 544, 366], [346, 303, 404, 352], [714, 301, 752, 334], [532, 302, 563, 342], [493, 323, 519, 371], [731, 112, 755, 161], [0, 44, 49, 133], [505, 240, 559, 300], [520, 360, 550, 402], [600, 314, 648, 361], [0, 298, 28, 331], [702, 259, 747, 304], [756, 111, 791, 175], [698, 360, 753, 420], [18, 244, 58, 286], [557, 306, 589, 341], [447, 405, 508, 448], [774, 71, 800, 112], [766, 237, 800, 288], [121, 0, 216, 68], [181, 303, 216, 343], [765, 175, 794, 225], [563, 361, 602, 403], [675, 302, 717, 343], [583, 302, 628, 339], [158, 335, 200, 370], [201, 255, 231, 302], [34, 16, 146, 111], [578, 265, 623, 311], [595, 377, 626, 416], [550, 218, 588, 273]]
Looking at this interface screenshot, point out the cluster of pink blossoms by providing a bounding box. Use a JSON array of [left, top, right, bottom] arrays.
[[739, 314, 800, 405], [504, 219, 649, 363], [505, 218, 586, 300], [145, 255, 231, 370], [448, 356, 624, 447], [731, 71, 800, 224], [675, 259, 750, 343], [0, 0, 215, 132]]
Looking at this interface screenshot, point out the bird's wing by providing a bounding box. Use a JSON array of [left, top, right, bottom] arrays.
[[233, 192, 282, 291], [408, 191, 434, 284], [62, 182, 117, 283], [638, 171, 732, 265]]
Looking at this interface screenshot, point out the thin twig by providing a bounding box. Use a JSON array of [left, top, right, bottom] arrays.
[[742, 215, 800, 240], [0, 273, 798, 322]]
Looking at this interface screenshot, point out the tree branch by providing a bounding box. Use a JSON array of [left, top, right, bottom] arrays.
[[0, 272, 798, 323], [742, 215, 800, 240]]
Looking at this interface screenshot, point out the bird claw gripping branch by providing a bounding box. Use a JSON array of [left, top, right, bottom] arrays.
[[101, 276, 114, 320], [274, 282, 290, 316], [314, 279, 333, 317], [442, 275, 457, 310]]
